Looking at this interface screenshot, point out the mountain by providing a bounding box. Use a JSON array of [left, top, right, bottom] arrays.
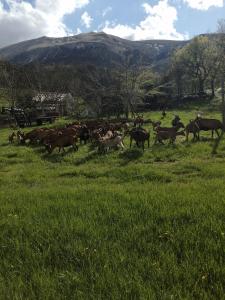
[[0, 32, 188, 71]]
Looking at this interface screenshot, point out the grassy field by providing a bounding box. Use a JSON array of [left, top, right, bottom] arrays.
[[0, 110, 225, 299]]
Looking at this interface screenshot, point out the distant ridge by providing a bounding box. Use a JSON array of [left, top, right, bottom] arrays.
[[0, 32, 188, 71]]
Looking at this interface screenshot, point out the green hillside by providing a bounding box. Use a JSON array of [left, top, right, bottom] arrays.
[[0, 110, 225, 299]]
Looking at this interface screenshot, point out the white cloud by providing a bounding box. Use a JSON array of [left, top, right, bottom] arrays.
[[102, 6, 112, 17], [183, 0, 224, 10], [102, 0, 188, 41], [0, 0, 89, 48], [36, 0, 89, 17], [81, 11, 93, 28], [75, 28, 82, 35]]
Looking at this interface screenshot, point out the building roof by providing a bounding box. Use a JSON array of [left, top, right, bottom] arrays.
[[33, 92, 73, 103]]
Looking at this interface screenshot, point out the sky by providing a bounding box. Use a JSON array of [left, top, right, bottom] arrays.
[[0, 0, 224, 48]]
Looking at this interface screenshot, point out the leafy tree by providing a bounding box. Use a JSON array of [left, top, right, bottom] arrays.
[[216, 20, 225, 125], [205, 39, 220, 97], [16, 89, 36, 109], [170, 47, 187, 97], [171, 36, 218, 97], [212, 19, 225, 154]]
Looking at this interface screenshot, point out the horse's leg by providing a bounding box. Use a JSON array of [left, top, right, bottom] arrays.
[[120, 142, 125, 150], [193, 133, 196, 141], [186, 131, 189, 142], [216, 129, 220, 137], [159, 138, 164, 145]]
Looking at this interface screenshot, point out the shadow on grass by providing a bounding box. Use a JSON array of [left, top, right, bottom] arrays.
[[41, 147, 78, 163], [200, 136, 217, 143], [119, 148, 143, 165], [182, 139, 198, 146], [151, 143, 179, 163], [74, 151, 100, 166], [152, 143, 178, 150], [6, 153, 18, 158], [34, 147, 47, 155], [1, 142, 10, 147], [184, 137, 217, 148], [73, 142, 122, 166]]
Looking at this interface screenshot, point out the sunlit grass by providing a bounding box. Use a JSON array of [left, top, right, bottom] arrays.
[[0, 110, 225, 299]]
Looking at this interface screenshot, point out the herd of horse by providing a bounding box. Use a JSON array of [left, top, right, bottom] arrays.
[[8, 114, 224, 154]]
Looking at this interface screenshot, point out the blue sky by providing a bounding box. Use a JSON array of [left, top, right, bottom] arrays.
[[67, 0, 225, 38], [0, 0, 224, 48]]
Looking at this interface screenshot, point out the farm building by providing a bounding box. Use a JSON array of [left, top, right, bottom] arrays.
[[33, 93, 76, 116]]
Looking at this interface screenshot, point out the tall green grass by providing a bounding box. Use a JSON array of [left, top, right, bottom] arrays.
[[0, 110, 225, 299]]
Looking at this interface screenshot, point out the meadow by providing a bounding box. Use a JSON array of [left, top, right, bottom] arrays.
[[0, 109, 225, 299]]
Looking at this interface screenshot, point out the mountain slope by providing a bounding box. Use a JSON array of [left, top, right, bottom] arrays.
[[0, 32, 188, 71]]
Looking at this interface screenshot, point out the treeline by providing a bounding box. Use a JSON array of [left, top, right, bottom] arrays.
[[0, 20, 225, 118], [0, 60, 147, 118], [170, 21, 225, 100]]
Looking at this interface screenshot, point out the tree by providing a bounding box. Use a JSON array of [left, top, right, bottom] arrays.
[[188, 36, 210, 94], [0, 62, 20, 107], [217, 20, 225, 125], [212, 19, 225, 154], [205, 40, 220, 98], [16, 89, 36, 109], [171, 36, 216, 96], [170, 47, 187, 97], [115, 53, 143, 118]]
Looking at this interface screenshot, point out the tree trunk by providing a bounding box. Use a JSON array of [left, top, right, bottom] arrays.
[[124, 95, 131, 119], [222, 76, 225, 127], [191, 81, 195, 94], [176, 79, 183, 98], [198, 79, 205, 95], [125, 104, 129, 119], [212, 75, 225, 155], [211, 79, 215, 98]]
